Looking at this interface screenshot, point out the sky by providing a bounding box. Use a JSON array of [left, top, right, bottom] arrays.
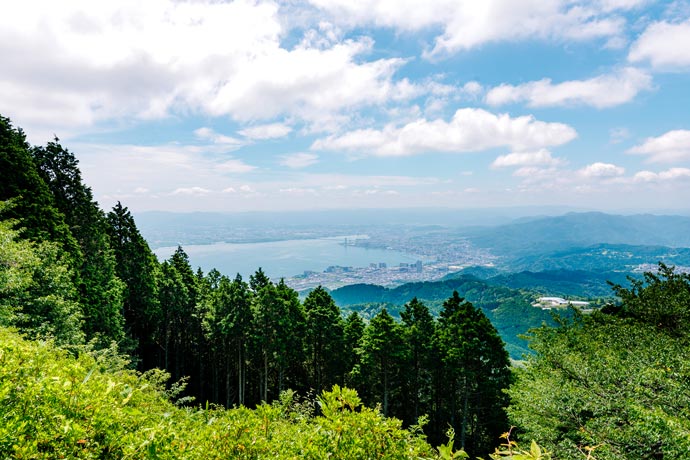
[[2, 0, 690, 213]]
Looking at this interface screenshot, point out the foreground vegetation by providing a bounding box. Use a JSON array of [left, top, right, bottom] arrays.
[[510, 264, 690, 459], [0, 327, 437, 459]]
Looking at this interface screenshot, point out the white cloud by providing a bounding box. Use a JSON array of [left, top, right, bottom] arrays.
[[0, 0, 435, 138], [279, 187, 318, 195], [238, 123, 293, 140], [73, 141, 259, 207], [577, 162, 625, 178], [280, 153, 319, 169], [461, 81, 483, 98], [492, 149, 564, 168], [629, 19, 690, 69], [485, 67, 652, 108], [171, 187, 211, 196], [513, 166, 558, 178], [631, 168, 690, 183], [628, 130, 690, 162], [362, 189, 399, 196], [312, 108, 577, 156], [216, 159, 257, 174], [194, 127, 244, 147], [306, 0, 632, 57]]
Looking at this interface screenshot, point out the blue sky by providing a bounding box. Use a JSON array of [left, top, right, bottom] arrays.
[[3, 0, 690, 212]]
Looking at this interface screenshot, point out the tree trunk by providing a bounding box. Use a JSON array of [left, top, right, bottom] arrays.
[[238, 341, 244, 405], [383, 358, 389, 417], [460, 376, 468, 450], [226, 348, 232, 407], [263, 352, 268, 402]]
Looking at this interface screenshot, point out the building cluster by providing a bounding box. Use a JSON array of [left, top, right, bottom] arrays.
[[532, 296, 590, 310]]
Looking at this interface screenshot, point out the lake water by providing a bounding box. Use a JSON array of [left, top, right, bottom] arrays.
[[153, 236, 420, 280]]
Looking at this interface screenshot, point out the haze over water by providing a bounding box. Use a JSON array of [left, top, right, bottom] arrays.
[[154, 236, 420, 280]]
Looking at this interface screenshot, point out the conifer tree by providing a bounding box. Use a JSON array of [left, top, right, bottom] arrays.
[[275, 279, 307, 393], [106, 202, 161, 368], [304, 286, 345, 394], [32, 140, 125, 345], [343, 311, 365, 388], [400, 297, 435, 425], [359, 308, 405, 417], [157, 259, 191, 381], [434, 291, 510, 456], [0, 117, 79, 259]]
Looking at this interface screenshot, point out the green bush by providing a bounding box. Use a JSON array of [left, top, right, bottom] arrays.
[[0, 327, 436, 459]]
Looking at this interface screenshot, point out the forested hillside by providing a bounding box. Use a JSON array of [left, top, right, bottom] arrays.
[[0, 115, 510, 457], [3, 114, 690, 459], [329, 275, 578, 359]]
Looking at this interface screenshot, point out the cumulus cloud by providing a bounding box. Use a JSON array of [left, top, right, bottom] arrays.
[[280, 153, 319, 169], [0, 0, 437, 138], [485, 68, 652, 108], [306, 0, 634, 57], [194, 127, 244, 148], [312, 108, 577, 156], [238, 123, 293, 140], [630, 168, 690, 182], [627, 130, 690, 162], [629, 19, 690, 69], [491, 149, 564, 168], [577, 162, 625, 178]]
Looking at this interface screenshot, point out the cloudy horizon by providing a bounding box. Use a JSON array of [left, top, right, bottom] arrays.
[[2, 0, 690, 212]]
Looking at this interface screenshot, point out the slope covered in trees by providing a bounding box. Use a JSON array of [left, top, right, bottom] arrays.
[[5, 114, 690, 459], [0, 115, 513, 457], [329, 276, 558, 359]]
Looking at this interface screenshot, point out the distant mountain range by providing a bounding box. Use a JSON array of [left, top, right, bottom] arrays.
[[465, 212, 690, 259]]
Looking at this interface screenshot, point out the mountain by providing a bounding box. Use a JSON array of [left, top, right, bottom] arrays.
[[509, 243, 690, 272], [330, 275, 562, 359], [466, 212, 690, 260]]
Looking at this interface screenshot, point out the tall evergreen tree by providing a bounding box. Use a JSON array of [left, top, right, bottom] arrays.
[[227, 274, 253, 406], [106, 202, 161, 368], [400, 297, 435, 425], [0, 116, 78, 256], [249, 267, 270, 293], [434, 291, 510, 456], [275, 279, 307, 393], [343, 311, 365, 388], [359, 308, 405, 417], [32, 140, 125, 345], [303, 286, 345, 395], [157, 259, 191, 383]]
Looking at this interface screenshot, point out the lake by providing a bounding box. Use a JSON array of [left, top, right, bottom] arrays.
[[153, 236, 420, 280]]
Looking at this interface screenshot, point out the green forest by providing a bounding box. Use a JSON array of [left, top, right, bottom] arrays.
[[2, 114, 690, 459]]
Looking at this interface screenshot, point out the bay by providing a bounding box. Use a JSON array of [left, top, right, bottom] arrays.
[[153, 236, 420, 280]]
